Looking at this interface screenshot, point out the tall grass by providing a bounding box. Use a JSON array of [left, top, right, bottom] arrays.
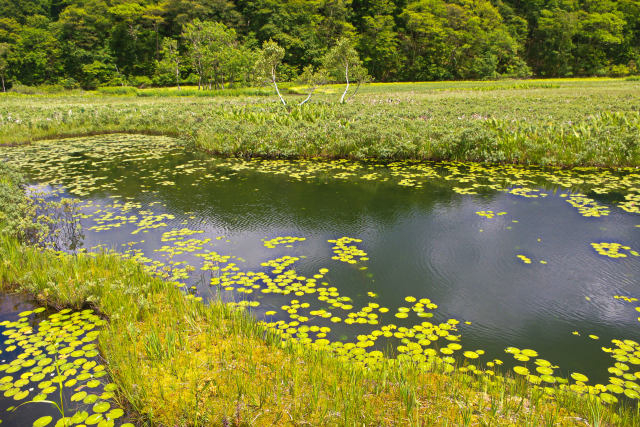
[[1, 78, 639, 167]]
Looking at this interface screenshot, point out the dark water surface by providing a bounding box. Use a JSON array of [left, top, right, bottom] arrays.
[[2, 134, 639, 392]]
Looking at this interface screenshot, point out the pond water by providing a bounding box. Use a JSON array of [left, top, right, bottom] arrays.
[[1, 134, 639, 401]]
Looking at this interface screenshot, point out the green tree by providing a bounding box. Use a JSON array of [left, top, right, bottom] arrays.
[[0, 42, 9, 91], [157, 37, 182, 88], [619, 0, 640, 73], [296, 64, 327, 105], [182, 19, 203, 89], [237, 0, 354, 71], [143, 1, 169, 60], [0, 0, 50, 24], [574, 10, 626, 75], [108, 1, 147, 74], [182, 19, 237, 89], [11, 15, 62, 85], [400, 0, 527, 80], [254, 39, 286, 105], [56, 1, 113, 88], [166, 0, 242, 32], [0, 17, 20, 43], [357, 0, 401, 81], [220, 43, 255, 86], [322, 36, 368, 103]]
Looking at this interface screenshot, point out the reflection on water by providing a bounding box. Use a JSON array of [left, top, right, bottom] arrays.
[[1, 134, 640, 397]]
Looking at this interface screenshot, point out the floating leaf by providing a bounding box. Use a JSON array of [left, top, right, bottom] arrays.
[[93, 401, 110, 413], [106, 408, 124, 419], [513, 366, 529, 376], [33, 416, 52, 427], [571, 372, 589, 383]]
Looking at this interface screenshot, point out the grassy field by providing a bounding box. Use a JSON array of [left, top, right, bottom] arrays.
[[1, 78, 639, 167]]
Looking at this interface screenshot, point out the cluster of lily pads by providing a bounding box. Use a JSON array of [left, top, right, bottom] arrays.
[[565, 194, 611, 217], [262, 236, 306, 248], [591, 242, 640, 259], [1, 134, 640, 410], [475, 210, 507, 219], [328, 237, 369, 264], [0, 308, 132, 426]]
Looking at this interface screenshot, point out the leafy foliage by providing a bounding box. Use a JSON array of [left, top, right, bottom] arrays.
[[0, 0, 639, 89]]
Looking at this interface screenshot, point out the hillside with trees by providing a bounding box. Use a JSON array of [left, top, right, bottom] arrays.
[[0, 0, 638, 89]]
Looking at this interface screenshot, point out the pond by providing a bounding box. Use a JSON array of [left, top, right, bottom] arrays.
[[1, 134, 639, 402]]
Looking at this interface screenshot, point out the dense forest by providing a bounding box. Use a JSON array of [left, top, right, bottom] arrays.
[[0, 0, 639, 89]]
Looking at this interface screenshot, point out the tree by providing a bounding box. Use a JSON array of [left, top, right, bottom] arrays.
[[355, 0, 402, 81], [400, 0, 528, 80], [220, 43, 255, 86], [531, 8, 577, 76], [56, 2, 113, 88], [182, 19, 206, 89], [158, 37, 182, 88], [143, 2, 169, 60], [166, 0, 242, 32], [237, 0, 354, 71], [0, 42, 9, 91], [11, 15, 62, 85], [574, 10, 626, 75], [322, 36, 368, 103], [254, 39, 286, 105], [200, 22, 236, 89], [182, 19, 237, 90], [108, 1, 146, 74]]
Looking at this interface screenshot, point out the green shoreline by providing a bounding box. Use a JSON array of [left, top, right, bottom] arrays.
[[1, 79, 639, 168], [2, 235, 639, 426]]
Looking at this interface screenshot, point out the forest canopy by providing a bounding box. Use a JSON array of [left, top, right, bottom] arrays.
[[0, 0, 639, 89]]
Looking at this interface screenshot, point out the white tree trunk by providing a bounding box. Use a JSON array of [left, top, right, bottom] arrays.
[[197, 57, 202, 90], [346, 81, 361, 102], [272, 67, 287, 106], [340, 61, 349, 103], [299, 85, 316, 105]]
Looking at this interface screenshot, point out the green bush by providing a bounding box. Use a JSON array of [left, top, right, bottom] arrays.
[[0, 163, 40, 243]]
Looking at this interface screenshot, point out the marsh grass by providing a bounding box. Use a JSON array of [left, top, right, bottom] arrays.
[[1, 78, 639, 167]]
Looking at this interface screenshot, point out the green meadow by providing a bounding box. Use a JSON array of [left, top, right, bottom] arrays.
[[2, 79, 640, 167]]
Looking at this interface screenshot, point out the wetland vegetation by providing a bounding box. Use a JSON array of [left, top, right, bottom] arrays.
[[0, 123, 639, 425], [1, 79, 640, 167], [3, 2, 640, 425]]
